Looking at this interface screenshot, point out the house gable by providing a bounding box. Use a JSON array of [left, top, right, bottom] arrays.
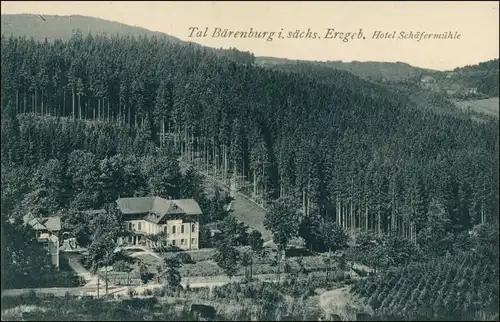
[[23, 213, 61, 232]]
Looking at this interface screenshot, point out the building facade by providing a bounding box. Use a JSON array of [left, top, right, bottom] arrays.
[[115, 197, 201, 250]]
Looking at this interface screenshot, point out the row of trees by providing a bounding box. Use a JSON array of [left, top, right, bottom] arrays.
[[352, 228, 499, 320]]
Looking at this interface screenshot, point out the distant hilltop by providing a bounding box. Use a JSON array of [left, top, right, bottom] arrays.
[[1, 13, 498, 88], [0, 13, 184, 43]]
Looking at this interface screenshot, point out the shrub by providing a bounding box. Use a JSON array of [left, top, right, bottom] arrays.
[[139, 263, 155, 284], [127, 288, 137, 298], [152, 286, 166, 297], [176, 252, 195, 264]]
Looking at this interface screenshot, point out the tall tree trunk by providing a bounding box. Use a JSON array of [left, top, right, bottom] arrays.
[[127, 104, 131, 127], [78, 94, 81, 120], [365, 206, 369, 233]]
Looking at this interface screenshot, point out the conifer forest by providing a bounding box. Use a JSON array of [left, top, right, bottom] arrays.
[[1, 30, 499, 321]]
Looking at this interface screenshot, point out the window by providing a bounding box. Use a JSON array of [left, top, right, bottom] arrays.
[[172, 239, 176, 246], [128, 223, 133, 231], [138, 222, 142, 231], [164, 226, 168, 233], [181, 225, 185, 234], [172, 226, 176, 234], [181, 239, 185, 245], [192, 224, 196, 233], [191, 238, 197, 245]]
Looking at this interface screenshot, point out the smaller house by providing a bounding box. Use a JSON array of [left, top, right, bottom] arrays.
[[23, 213, 61, 268], [23, 213, 61, 239]]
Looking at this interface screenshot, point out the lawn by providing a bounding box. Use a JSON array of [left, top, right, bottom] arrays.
[[453, 97, 499, 117], [229, 194, 272, 242]]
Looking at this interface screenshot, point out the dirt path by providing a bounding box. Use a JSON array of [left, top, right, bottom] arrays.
[[65, 254, 98, 286], [178, 158, 272, 242]]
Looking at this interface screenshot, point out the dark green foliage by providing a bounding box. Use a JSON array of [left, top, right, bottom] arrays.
[[165, 255, 183, 291], [213, 243, 240, 280], [352, 249, 499, 321], [417, 198, 455, 257], [2, 219, 80, 289], [199, 225, 213, 248], [84, 204, 122, 271], [139, 263, 154, 285], [249, 230, 264, 253], [216, 216, 249, 246], [0, 33, 497, 246], [264, 197, 302, 253], [299, 214, 348, 252]]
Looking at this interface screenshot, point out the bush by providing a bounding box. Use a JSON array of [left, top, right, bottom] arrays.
[[152, 286, 166, 297], [139, 264, 155, 284], [127, 288, 137, 298]]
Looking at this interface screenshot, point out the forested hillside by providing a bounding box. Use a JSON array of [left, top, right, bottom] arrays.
[[256, 56, 435, 82], [0, 14, 255, 65], [448, 59, 500, 97], [352, 244, 499, 320], [1, 32, 498, 246]]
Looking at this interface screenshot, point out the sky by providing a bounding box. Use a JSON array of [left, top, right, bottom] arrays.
[[1, 1, 499, 70]]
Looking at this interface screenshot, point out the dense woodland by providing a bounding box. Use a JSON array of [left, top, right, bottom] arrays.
[[1, 29, 499, 321], [2, 32, 498, 242], [450, 59, 500, 97]]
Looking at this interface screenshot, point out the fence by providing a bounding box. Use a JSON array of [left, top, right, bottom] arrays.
[[98, 271, 142, 286]]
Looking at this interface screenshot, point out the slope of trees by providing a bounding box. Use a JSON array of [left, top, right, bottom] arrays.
[[451, 59, 500, 97], [352, 246, 499, 320], [255, 56, 434, 82], [1, 32, 498, 246]]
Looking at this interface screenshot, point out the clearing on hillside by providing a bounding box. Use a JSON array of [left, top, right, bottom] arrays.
[[453, 97, 499, 117]]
